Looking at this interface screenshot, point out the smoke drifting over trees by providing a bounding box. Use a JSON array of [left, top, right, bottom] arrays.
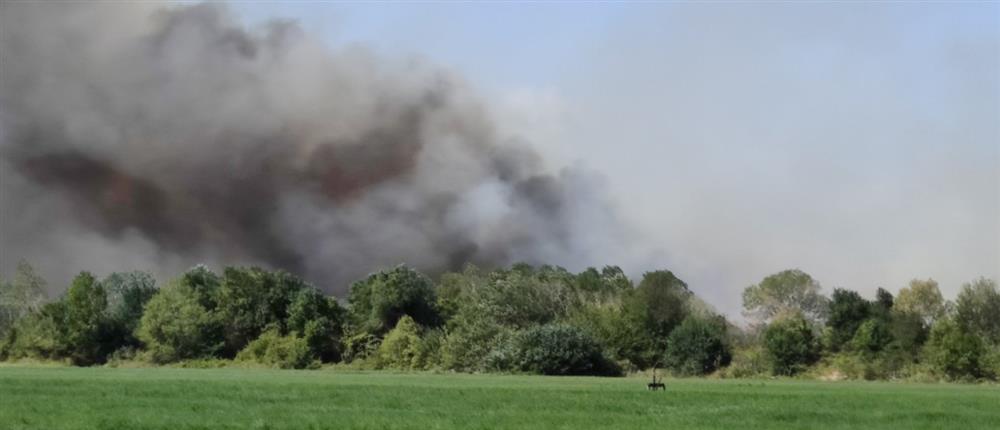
[[0, 3, 633, 292]]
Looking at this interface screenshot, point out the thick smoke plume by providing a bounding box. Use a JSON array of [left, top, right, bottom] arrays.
[[0, 3, 633, 293]]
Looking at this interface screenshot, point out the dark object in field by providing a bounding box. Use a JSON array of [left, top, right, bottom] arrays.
[[647, 367, 665, 391]]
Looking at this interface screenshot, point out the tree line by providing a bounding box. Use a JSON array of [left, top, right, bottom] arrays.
[[1, 261, 997, 381]]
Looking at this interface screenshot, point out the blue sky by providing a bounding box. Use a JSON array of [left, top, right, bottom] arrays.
[[229, 2, 999, 316]]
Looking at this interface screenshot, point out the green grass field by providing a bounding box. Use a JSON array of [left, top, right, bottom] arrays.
[[1, 367, 997, 430]]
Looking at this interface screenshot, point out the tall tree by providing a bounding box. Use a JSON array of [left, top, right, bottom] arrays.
[[763, 312, 820, 376], [348, 265, 439, 336], [0, 261, 48, 336], [954, 277, 1000, 345], [63, 272, 109, 365], [826, 288, 871, 352], [895, 279, 946, 325], [101, 271, 157, 348], [743, 269, 828, 325], [620, 270, 691, 368]]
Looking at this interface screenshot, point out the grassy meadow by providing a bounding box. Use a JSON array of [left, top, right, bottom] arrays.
[[1, 367, 998, 430]]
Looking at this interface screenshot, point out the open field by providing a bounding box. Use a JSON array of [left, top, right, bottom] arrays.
[[1, 367, 998, 430]]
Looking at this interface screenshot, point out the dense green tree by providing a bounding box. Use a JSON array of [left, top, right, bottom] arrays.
[[492, 323, 620, 376], [136, 281, 222, 363], [873, 288, 894, 318], [743, 269, 828, 325], [286, 287, 345, 362], [439, 311, 507, 371], [178, 265, 222, 310], [567, 301, 648, 370], [600, 266, 633, 292], [1, 301, 68, 360], [376, 315, 423, 369], [575, 267, 605, 294], [215, 267, 308, 356], [476, 270, 570, 329], [620, 270, 691, 368], [664, 315, 732, 376], [826, 288, 871, 352], [62, 272, 111, 365], [954, 278, 1000, 345], [924, 317, 988, 380], [348, 265, 439, 335], [763, 312, 820, 376], [851, 318, 892, 355]]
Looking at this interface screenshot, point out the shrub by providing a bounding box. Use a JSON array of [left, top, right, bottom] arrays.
[[136, 282, 222, 363], [1, 301, 69, 360], [439, 312, 506, 372], [376, 315, 423, 370], [718, 346, 770, 379], [236, 328, 314, 369], [763, 313, 820, 376], [496, 323, 621, 376], [923, 317, 987, 381], [342, 332, 381, 363], [664, 315, 732, 376]]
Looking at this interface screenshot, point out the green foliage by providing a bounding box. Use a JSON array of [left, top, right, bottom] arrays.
[[620, 270, 691, 368], [62, 272, 111, 365], [1, 301, 69, 360], [215, 267, 309, 357], [895, 279, 946, 325], [826, 288, 871, 352], [850, 318, 892, 356], [348, 265, 439, 335], [1, 259, 995, 382], [475, 269, 572, 329], [567, 302, 647, 371], [743, 269, 828, 325], [873, 288, 894, 318], [574, 266, 632, 298], [887, 310, 928, 356], [489, 323, 621, 376], [178, 265, 221, 309], [439, 311, 506, 372], [924, 317, 988, 381], [664, 315, 732, 376], [137, 282, 222, 363], [236, 328, 314, 369], [954, 278, 1000, 345], [375, 315, 423, 369], [287, 288, 344, 362], [101, 271, 157, 348], [342, 332, 381, 363], [763, 313, 820, 376]]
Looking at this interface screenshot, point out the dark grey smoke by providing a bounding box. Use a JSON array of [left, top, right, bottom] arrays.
[[0, 2, 636, 293]]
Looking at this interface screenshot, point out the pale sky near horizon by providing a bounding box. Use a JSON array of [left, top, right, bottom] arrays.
[[230, 2, 999, 318]]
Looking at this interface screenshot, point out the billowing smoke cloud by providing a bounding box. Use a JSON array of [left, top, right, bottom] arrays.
[[0, 2, 638, 293]]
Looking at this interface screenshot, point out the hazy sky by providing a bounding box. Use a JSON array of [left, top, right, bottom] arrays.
[[226, 2, 1000, 317], [0, 2, 968, 317]]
